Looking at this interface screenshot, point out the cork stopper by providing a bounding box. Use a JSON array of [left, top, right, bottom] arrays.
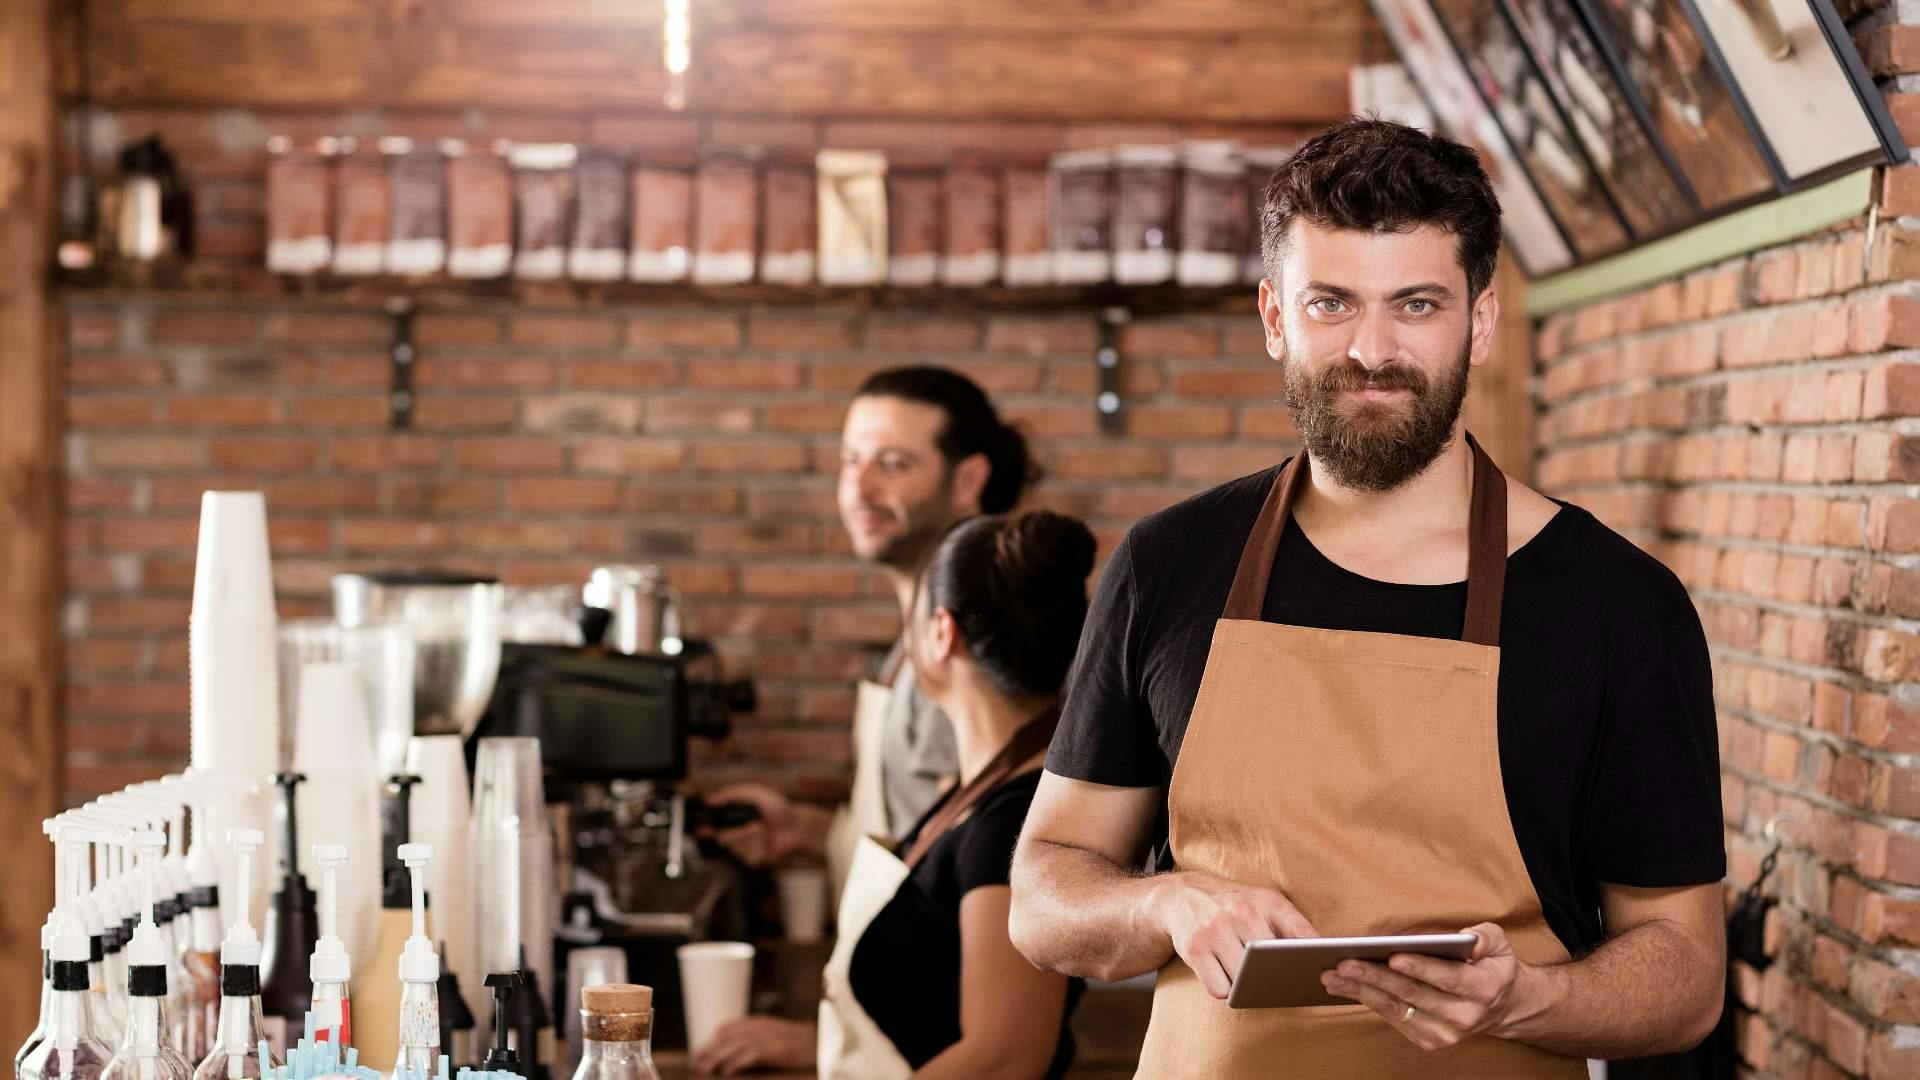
[[582, 984, 652, 1014], [580, 983, 653, 1042]]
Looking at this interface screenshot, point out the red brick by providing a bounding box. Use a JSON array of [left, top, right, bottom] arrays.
[[1869, 498, 1920, 553], [1051, 444, 1167, 480], [567, 357, 680, 389], [1810, 301, 1851, 357], [313, 354, 389, 388], [694, 522, 815, 556], [1863, 361, 1920, 418], [1049, 359, 1165, 396], [265, 312, 388, 345], [162, 394, 283, 427], [691, 440, 810, 474], [414, 313, 504, 346], [69, 310, 122, 349], [740, 564, 862, 599], [626, 314, 743, 351], [1119, 322, 1221, 357], [685, 357, 807, 391], [943, 359, 1045, 394], [330, 436, 443, 471], [1856, 433, 1895, 483], [1862, 628, 1920, 681], [205, 434, 314, 468], [988, 403, 1090, 439], [1850, 293, 1920, 353], [340, 519, 455, 554], [626, 481, 743, 514], [286, 394, 388, 429], [810, 603, 901, 644], [67, 641, 146, 676], [464, 521, 579, 554], [84, 435, 204, 471], [385, 477, 500, 515], [509, 314, 623, 348], [984, 315, 1096, 356], [1173, 444, 1292, 481], [67, 477, 136, 511], [1852, 956, 1920, 1022], [453, 437, 566, 472], [70, 354, 173, 387], [866, 315, 980, 351], [430, 356, 558, 390], [763, 400, 847, 434], [150, 310, 260, 344], [573, 438, 688, 474], [267, 516, 331, 554], [745, 484, 836, 518], [808, 360, 894, 393], [746, 314, 858, 350], [87, 595, 191, 632], [1170, 363, 1285, 397], [522, 393, 643, 434], [68, 397, 156, 428], [506, 477, 622, 512], [1122, 404, 1235, 439], [410, 396, 521, 432], [1750, 249, 1799, 304]]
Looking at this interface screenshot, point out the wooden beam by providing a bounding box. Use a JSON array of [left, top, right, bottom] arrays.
[[0, 0, 59, 1052], [79, 5, 1367, 121]]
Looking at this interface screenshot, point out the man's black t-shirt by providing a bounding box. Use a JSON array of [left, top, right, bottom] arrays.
[[1044, 463, 1726, 956]]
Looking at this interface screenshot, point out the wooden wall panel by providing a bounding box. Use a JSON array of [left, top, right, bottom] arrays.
[[1462, 250, 1536, 481], [75, 0, 1380, 121], [0, 0, 58, 1054]]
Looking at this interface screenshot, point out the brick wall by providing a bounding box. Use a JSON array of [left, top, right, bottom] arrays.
[[58, 295, 1296, 806], [1534, 214, 1920, 1078]]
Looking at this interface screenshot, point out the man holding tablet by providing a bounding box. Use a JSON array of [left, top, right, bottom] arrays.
[[1008, 119, 1727, 1076]]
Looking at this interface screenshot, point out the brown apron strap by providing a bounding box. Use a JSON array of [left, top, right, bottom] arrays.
[[900, 703, 1060, 869], [1222, 433, 1508, 646]]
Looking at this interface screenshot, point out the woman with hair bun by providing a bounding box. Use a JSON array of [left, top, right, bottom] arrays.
[[693, 511, 1096, 1079]]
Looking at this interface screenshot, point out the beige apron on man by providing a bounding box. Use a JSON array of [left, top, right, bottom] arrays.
[[1132, 435, 1587, 1079], [825, 667, 899, 907]]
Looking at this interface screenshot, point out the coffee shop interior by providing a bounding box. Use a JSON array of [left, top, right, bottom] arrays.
[[4, 0, 1920, 1077]]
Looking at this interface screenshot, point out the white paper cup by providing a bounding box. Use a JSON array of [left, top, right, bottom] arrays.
[[676, 941, 755, 1052], [776, 867, 828, 945]]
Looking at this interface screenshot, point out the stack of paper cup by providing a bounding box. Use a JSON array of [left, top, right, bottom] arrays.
[[407, 735, 474, 1014], [188, 490, 282, 928], [290, 661, 383, 971], [470, 736, 554, 1047]]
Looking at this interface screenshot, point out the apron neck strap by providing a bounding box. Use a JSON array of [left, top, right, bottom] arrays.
[[901, 703, 1061, 870], [1223, 433, 1508, 647]]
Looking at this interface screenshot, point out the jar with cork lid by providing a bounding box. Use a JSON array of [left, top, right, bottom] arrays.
[[570, 985, 659, 1080]]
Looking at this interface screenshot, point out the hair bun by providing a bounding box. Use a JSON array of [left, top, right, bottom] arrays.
[[993, 511, 1096, 591]]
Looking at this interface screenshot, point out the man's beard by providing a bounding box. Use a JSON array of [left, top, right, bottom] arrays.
[[1282, 338, 1472, 493], [863, 476, 957, 572]]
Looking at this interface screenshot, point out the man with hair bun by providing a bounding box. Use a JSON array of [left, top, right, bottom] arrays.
[[695, 367, 1039, 1074], [1009, 118, 1727, 1077]]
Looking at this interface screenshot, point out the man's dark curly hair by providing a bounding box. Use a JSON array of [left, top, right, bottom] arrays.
[[1257, 117, 1504, 299]]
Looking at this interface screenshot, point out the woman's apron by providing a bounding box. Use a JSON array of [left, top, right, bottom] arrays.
[[818, 709, 1059, 1080], [1132, 435, 1587, 1079], [825, 674, 897, 909]]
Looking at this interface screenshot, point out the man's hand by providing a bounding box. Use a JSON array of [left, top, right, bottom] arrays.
[[1320, 922, 1551, 1051], [1153, 870, 1318, 1000], [699, 782, 822, 867], [688, 1016, 816, 1076]]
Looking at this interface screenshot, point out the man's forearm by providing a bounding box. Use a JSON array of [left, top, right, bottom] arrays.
[[1498, 918, 1723, 1059], [1008, 839, 1175, 983]]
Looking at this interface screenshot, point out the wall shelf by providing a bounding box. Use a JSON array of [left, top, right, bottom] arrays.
[[52, 263, 1257, 317]]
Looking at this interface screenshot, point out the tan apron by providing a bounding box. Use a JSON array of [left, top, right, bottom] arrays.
[[1133, 435, 1587, 1079], [826, 676, 897, 908], [819, 710, 1058, 1080]]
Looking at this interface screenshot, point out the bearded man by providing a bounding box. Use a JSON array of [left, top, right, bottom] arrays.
[[1007, 118, 1726, 1078]]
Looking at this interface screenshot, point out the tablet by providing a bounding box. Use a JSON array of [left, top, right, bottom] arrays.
[[1226, 932, 1480, 1009]]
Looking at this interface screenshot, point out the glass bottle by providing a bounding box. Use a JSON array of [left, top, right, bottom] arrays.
[[17, 957, 115, 1080], [15, 948, 55, 1078], [182, 891, 222, 1065], [389, 982, 440, 1080], [98, 965, 193, 1080], [568, 986, 659, 1080], [190, 968, 278, 1080]]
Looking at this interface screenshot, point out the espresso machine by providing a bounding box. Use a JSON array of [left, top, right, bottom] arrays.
[[472, 564, 760, 1050]]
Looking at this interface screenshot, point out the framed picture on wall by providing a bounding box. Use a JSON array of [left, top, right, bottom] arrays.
[[1693, 0, 1904, 182], [1373, 0, 1905, 275], [1574, 0, 1780, 208], [1430, 0, 1634, 261], [1501, 0, 1699, 235], [1372, 0, 1577, 274]]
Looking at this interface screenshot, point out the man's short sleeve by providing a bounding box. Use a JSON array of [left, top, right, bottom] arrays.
[[1583, 590, 1726, 887], [1046, 529, 1165, 788]]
